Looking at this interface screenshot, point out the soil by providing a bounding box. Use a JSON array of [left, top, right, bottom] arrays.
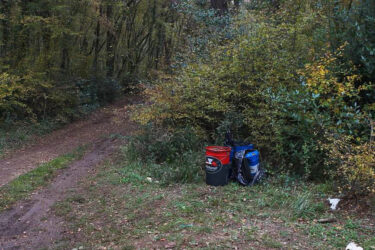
[[0, 97, 139, 249], [0, 97, 139, 187]]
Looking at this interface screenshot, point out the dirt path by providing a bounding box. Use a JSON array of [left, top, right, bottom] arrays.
[[0, 138, 121, 249], [0, 97, 138, 249], [0, 97, 139, 187]]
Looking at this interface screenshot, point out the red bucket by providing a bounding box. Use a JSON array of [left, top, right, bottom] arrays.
[[205, 146, 231, 186], [205, 146, 231, 165]]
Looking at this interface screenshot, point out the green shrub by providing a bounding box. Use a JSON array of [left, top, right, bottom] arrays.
[[125, 125, 204, 184], [128, 125, 202, 164], [291, 192, 325, 219], [76, 78, 121, 107], [329, 0, 375, 84], [130, 3, 374, 199], [144, 151, 203, 185], [133, 10, 330, 179], [324, 135, 375, 197]]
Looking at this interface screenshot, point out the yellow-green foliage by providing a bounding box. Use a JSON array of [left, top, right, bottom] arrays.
[[325, 135, 375, 196], [133, 10, 326, 151], [0, 72, 53, 120], [0, 73, 28, 117], [301, 45, 369, 115], [133, 7, 374, 186]]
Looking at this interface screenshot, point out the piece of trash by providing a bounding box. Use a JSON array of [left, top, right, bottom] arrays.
[[146, 177, 152, 182], [328, 198, 340, 210], [346, 242, 363, 250], [318, 218, 337, 224]]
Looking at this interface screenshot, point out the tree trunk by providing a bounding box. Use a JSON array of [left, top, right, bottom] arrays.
[[93, 4, 103, 73], [210, 0, 228, 14], [106, 3, 115, 78], [0, 1, 10, 58]]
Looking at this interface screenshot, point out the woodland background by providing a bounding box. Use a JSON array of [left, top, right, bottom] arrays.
[[1, 0, 374, 196]]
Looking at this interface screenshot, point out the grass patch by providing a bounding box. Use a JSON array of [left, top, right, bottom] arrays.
[[262, 234, 284, 248], [0, 146, 86, 211], [0, 120, 61, 157], [53, 158, 375, 249], [123, 126, 204, 185]]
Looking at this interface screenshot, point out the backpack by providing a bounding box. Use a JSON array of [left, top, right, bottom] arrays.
[[225, 130, 265, 186], [234, 149, 265, 186]]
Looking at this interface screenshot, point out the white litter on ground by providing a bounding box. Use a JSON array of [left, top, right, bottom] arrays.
[[346, 242, 363, 250], [328, 198, 341, 210], [146, 177, 153, 182]]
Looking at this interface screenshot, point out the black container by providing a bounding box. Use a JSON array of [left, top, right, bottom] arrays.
[[205, 159, 231, 186], [205, 146, 232, 186]]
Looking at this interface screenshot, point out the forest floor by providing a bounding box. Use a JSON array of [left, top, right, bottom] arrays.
[[0, 96, 374, 249], [0, 97, 139, 249], [49, 158, 375, 250]]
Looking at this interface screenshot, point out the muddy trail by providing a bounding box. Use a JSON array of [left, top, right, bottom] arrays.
[[0, 97, 139, 187], [0, 97, 138, 249]]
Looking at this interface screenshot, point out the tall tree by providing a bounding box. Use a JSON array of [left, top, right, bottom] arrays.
[[210, 0, 228, 13]]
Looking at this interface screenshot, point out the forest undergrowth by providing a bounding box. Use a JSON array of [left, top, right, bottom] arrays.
[[130, 0, 375, 199], [1, 1, 375, 248]]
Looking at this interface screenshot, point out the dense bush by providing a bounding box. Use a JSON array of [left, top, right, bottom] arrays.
[[329, 0, 375, 84], [0, 72, 122, 123], [133, 2, 374, 196], [0, 72, 80, 122], [134, 10, 330, 178], [325, 135, 375, 197]]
